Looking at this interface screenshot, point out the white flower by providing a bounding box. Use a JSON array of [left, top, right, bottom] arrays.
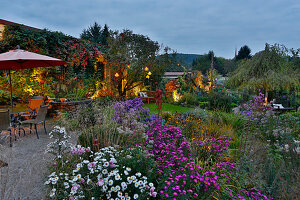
[[102, 185, 108, 191], [136, 172, 141, 177], [76, 174, 81, 180], [126, 167, 131, 171], [118, 191, 123, 198], [104, 162, 109, 167], [44, 180, 50, 185], [134, 182, 139, 188], [115, 185, 121, 191], [149, 183, 154, 187], [87, 179, 92, 184], [64, 182, 69, 189], [102, 169, 108, 174], [134, 194, 138, 199], [115, 174, 121, 180], [49, 172, 56, 177], [124, 170, 129, 175], [49, 188, 56, 198], [108, 179, 114, 186], [121, 182, 127, 188]]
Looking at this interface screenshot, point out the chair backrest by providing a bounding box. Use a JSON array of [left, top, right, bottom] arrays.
[[28, 99, 44, 111], [35, 105, 48, 124], [0, 109, 10, 131]]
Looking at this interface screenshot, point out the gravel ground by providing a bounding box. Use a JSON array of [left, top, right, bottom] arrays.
[[0, 123, 76, 200]]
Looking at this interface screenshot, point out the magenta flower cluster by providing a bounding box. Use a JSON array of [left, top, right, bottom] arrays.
[[146, 123, 198, 198], [145, 123, 238, 199], [196, 161, 236, 192], [70, 146, 91, 155]]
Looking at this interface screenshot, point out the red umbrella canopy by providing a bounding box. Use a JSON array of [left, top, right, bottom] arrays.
[[0, 49, 67, 70]]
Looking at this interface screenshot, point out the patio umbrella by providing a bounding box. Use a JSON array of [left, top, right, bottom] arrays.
[[0, 47, 67, 108]]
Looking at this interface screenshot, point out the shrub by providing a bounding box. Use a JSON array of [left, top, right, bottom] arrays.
[[208, 90, 233, 112], [0, 90, 18, 105], [179, 92, 198, 106]]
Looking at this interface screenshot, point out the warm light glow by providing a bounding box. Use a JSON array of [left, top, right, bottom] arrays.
[[146, 75, 150, 79], [115, 73, 119, 77], [127, 65, 130, 69], [144, 67, 149, 71], [148, 71, 152, 75], [264, 96, 268, 105], [172, 90, 181, 102]]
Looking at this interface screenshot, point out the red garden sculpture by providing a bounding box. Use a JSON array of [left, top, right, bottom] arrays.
[[155, 89, 163, 116]]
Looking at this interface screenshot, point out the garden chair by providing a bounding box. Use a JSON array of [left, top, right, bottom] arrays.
[[0, 109, 13, 147], [21, 105, 48, 139], [19, 98, 45, 120]]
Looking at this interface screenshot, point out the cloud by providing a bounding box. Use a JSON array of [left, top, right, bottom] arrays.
[[1, 0, 299, 58]]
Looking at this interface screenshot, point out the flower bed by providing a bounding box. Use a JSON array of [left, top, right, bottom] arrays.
[[45, 98, 278, 200]]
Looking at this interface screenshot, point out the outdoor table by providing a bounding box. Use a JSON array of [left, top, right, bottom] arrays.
[[9, 106, 29, 141]]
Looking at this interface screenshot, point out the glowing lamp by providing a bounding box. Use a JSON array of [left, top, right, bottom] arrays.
[[127, 65, 130, 69], [144, 67, 149, 71], [146, 75, 150, 79], [115, 73, 119, 77], [148, 71, 152, 75]]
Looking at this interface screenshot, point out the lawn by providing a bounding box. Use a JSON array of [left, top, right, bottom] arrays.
[[144, 103, 192, 115]]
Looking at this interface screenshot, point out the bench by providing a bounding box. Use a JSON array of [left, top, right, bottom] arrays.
[[138, 91, 156, 104], [271, 103, 296, 112]]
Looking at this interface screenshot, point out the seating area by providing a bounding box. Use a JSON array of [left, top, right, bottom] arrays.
[[0, 99, 49, 147], [138, 91, 156, 104]]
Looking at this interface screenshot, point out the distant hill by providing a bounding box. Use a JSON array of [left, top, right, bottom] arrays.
[[163, 53, 202, 72], [170, 53, 202, 66]]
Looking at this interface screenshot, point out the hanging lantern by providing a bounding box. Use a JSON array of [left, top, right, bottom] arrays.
[[146, 75, 150, 79], [144, 67, 149, 71], [115, 73, 119, 77], [148, 71, 152, 75]]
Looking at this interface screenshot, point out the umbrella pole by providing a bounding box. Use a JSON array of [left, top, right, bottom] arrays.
[[9, 70, 13, 108]]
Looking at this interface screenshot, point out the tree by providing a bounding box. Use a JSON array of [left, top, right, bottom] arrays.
[[228, 44, 299, 99], [105, 30, 164, 97], [80, 22, 103, 44], [192, 51, 226, 75], [236, 45, 251, 60], [100, 24, 109, 45]]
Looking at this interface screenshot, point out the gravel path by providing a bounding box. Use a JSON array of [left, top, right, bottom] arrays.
[[0, 123, 76, 200]]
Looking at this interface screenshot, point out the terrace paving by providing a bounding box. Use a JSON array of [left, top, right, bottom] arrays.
[[0, 123, 77, 200]]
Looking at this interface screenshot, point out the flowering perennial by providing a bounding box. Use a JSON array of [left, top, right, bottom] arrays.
[[45, 146, 156, 199]]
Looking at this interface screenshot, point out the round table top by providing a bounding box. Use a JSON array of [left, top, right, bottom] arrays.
[[0, 105, 30, 114]]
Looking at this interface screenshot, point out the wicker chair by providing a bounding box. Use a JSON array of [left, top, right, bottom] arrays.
[[0, 109, 13, 147], [21, 105, 48, 139]]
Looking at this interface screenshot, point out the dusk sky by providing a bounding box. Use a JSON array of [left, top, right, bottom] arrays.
[[1, 0, 300, 58]]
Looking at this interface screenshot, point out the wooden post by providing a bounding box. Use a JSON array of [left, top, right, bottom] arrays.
[[9, 70, 13, 108]]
